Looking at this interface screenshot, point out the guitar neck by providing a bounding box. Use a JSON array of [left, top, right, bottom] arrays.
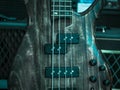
[[51, 0, 78, 18]]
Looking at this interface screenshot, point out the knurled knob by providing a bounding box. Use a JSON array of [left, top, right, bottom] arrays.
[[99, 65, 106, 71], [103, 80, 111, 86], [89, 59, 97, 66], [89, 76, 97, 83]]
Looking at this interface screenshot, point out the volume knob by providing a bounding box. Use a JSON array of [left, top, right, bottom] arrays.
[[90, 87, 95, 90], [99, 65, 106, 71], [89, 59, 97, 66], [89, 76, 97, 83], [103, 80, 111, 86]]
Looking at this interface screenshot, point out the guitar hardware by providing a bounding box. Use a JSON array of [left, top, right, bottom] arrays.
[[89, 76, 97, 83], [99, 65, 106, 71], [44, 33, 79, 54], [44, 44, 67, 54], [8, 0, 112, 90], [90, 87, 95, 90], [56, 33, 79, 44], [103, 80, 111, 86], [89, 59, 97, 66], [45, 67, 79, 78]]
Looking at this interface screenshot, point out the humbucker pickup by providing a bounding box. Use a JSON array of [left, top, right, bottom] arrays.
[[48, 88, 77, 90], [45, 67, 79, 78], [56, 33, 79, 44], [44, 44, 67, 54]]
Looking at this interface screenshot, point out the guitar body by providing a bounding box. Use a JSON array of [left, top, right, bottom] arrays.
[[8, 0, 112, 90]]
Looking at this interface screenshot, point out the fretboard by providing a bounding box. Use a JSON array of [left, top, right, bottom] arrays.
[[51, 0, 77, 18]]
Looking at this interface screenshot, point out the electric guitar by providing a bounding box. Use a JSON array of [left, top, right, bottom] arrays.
[[8, 0, 112, 90]]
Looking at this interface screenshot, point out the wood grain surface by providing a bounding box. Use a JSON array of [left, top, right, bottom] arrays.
[[8, 0, 112, 90]]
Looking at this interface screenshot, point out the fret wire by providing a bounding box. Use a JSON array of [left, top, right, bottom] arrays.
[[51, 0, 72, 17], [51, 2, 72, 5], [51, 15, 72, 17], [51, 8, 72, 11], [51, 5, 72, 7], [51, 13, 72, 16], [52, 10, 72, 12], [52, 1, 72, 2]]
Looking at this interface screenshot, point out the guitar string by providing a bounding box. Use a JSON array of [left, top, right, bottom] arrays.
[[52, 0, 55, 90], [58, 0, 61, 90], [64, 0, 67, 90], [70, 1, 74, 90]]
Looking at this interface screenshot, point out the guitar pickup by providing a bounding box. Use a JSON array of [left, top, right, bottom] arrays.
[[48, 88, 77, 90], [44, 44, 67, 54], [56, 33, 79, 44], [45, 67, 79, 78]]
